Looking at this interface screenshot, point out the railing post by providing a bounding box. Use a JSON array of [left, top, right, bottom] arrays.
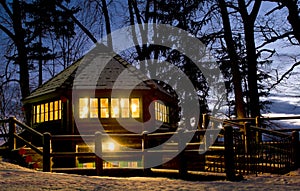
[[224, 125, 236, 181], [178, 128, 187, 177], [255, 116, 262, 143], [43, 132, 51, 172], [8, 117, 16, 151], [95, 131, 103, 176], [142, 131, 151, 175], [202, 114, 209, 129], [244, 122, 251, 154], [292, 131, 299, 169]]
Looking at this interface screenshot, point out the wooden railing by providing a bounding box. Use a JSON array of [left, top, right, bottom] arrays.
[[0, 115, 299, 181]]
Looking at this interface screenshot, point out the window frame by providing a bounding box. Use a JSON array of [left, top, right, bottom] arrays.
[[79, 97, 141, 119], [154, 101, 169, 123], [33, 100, 62, 124]]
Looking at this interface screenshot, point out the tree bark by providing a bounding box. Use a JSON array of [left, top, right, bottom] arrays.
[[12, 0, 30, 99], [238, 0, 261, 118], [281, 0, 300, 44], [219, 0, 246, 118], [101, 0, 113, 49]]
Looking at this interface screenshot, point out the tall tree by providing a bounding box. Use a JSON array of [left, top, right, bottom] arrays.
[[218, 0, 246, 118], [237, 0, 262, 118], [0, 0, 30, 99], [0, 0, 78, 122]]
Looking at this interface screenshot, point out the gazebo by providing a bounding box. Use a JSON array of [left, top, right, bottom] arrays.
[[22, 44, 179, 168]]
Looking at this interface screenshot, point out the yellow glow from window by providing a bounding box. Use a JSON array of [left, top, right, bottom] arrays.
[[59, 100, 61, 119], [44, 103, 48, 122], [100, 98, 109, 118], [120, 98, 129, 118], [90, 98, 98, 118], [54, 101, 59, 120], [36, 105, 40, 123], [131, 98, 140, 118], [40, 104, 44, 122], [79, 98, 89, 119], [33, 100, 61, 124], [49, 102, 53, 121], [155, 101, 169, 123], [111, 98, 119, 118]]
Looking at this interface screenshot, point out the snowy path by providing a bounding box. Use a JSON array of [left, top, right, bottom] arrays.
[[0, 160, 299, 191]]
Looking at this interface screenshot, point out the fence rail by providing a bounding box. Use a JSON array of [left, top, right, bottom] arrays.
[[0, 115, 299, 180]]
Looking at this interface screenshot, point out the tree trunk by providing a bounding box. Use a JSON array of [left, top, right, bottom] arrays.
[[12, 0, 31, 123], [282, 0, 300, 44], [12, 0, 30, 99], [101, 0, 113, 49], [244, 24, 260, 118], [219, 0, 246, 118], [238, 0, 261, 118]]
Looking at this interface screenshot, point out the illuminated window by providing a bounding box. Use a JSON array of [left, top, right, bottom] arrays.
[[131, 98, 140, 118], [33, 100, 62, 123], [79, 98, 89, 119], [100, 98, 109, 118], [111, 98, 120, 118], [54, 100, 61, 120], [120, 98, 129, 118], [45, 103, 48, 122], [79, 98, 98, 119], [40, 104, 45, 122], [155, 102, 169, 123], [78, 97, 140, 119], [90, 98, 98, 118], [49, 102, 53, 121], [36, 105, 40, 123]]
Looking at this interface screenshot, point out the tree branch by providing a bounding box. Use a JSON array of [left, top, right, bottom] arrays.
[[0, 23, 15, 41], [257, 31, 293, 49], [56, 3, 98, 44], [269, 61, 300, 90]]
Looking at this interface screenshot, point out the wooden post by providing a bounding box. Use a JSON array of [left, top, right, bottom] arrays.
[[43, 132, 51, 172], [142, 131, 151, 175], [244, 122, 251, 154], [255, 116, 261, 142], [8, 117, 16, 151], [202, 114, 209, 129], [95, 131, 103, 176], [178, 128, 187, 177], [292, 131, 299, 169], [224, 125, 236, 181]]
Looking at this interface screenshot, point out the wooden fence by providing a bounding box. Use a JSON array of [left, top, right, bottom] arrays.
[[0, 116, 299, 180]]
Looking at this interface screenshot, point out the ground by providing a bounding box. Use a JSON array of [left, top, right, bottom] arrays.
[[0, 159, 299, 191]]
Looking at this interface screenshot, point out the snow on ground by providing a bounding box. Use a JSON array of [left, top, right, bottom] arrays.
[[0, 159, 299, 191]]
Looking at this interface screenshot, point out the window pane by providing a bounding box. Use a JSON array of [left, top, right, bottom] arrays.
[[44, 103, 48, 122], [49, 102, 53, 121], [79, 98, 89, 119], [154, 102, 169, 123], [120, 98, 129, 118], [166, 107, 169, 123], [111, 98, 119, 118], [40, 104, 44, 123], [54, 101, 59, 120], [155, 102, 158, 121], [59, 100, 62, 119], [100, 98, 109, 118], [131, 98, 140, 118], [90, 98, 98, 118], [36, 105, 40, 123]]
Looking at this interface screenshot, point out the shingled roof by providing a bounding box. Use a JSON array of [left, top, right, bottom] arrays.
[[23, 44, 170, 102]]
